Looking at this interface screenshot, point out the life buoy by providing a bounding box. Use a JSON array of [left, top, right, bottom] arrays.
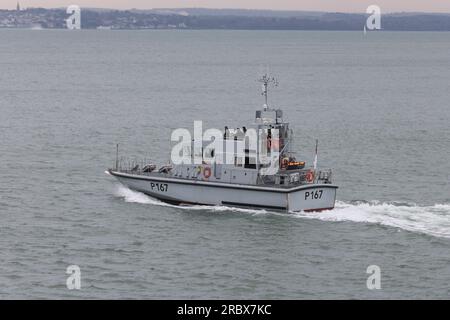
[[305, 170, 315, 183], [203, 167, 211, 179]]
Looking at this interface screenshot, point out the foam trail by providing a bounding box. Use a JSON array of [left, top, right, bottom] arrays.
[[294, 201, 450, 239], [114, 184, 170, 206], [113, 185, 450, 239], [113, 184, 269, 214]]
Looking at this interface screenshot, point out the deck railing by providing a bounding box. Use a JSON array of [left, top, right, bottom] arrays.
[[112, 157, 333, 185], [113, 157, 160, 175], [281, 168, 333, 185]]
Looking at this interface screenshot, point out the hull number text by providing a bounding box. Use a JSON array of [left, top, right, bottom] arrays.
[[150, 182, 168, 192], [305, 189, 323, 200]]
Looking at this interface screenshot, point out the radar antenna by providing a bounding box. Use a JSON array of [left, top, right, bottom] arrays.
[[258, 74, 278, 110]]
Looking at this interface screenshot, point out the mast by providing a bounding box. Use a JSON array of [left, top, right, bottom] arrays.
[[116, 143, 119, 171], [258, 74, 278, 110]]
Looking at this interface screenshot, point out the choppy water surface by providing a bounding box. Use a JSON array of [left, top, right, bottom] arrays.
[[0, 30, 449, 299]]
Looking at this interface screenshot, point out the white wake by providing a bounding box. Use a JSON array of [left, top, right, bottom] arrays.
[[113, 185, 450, 239], [293, 201, 450, 239], [113, 184, 270, 214]]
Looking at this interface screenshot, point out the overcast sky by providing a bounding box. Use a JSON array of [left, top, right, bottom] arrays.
[[4, 1, 450, 13]]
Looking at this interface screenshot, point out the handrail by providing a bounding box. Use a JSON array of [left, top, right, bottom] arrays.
[[114, 156, 333, 185]]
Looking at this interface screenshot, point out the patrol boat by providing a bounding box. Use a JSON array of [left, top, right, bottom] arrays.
[[107, 75, 337, 212]]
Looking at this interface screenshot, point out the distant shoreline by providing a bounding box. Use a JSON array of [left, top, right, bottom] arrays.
[[1, 8, 450, 31], [2, 28, 450, 32], [2, 7, 450, 15]]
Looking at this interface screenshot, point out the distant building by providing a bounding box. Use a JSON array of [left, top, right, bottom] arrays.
[[16, 2, 20, 11]]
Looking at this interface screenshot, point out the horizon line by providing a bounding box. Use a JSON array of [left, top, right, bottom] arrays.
[[2, 6, 450, 15]]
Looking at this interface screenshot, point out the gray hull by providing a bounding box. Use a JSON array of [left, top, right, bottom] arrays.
[[109, 170, 337, 212]]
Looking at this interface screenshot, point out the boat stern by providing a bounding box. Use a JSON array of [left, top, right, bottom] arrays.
[[287, 184, 337, 212]]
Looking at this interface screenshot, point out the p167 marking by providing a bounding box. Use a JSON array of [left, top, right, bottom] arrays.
[[305, 189, 323, 200], [150, 182, 168, 192]]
